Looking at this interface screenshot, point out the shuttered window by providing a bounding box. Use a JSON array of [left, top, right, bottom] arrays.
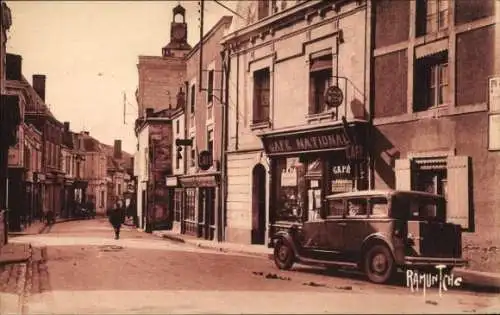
[[395, 156, 470, 229]]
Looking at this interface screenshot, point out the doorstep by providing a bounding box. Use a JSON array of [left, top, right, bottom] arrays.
[[152, 230, 272, 258]]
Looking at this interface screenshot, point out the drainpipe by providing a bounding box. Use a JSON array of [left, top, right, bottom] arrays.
[[235, 50, 239, 151], [220, 47, 230, 242]]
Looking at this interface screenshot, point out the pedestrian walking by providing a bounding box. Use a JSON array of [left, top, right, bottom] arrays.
[[107, 200, 125, 240]]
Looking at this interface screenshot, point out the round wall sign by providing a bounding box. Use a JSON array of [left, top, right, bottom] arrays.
[[324, 85, 343, 108], [198, 150, 213, 171]]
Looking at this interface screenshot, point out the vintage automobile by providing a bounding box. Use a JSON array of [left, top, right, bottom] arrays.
[[270, 190, 468, 284]]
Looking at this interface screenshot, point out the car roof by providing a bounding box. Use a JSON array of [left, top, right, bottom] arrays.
[[325, 189, 444, 200]]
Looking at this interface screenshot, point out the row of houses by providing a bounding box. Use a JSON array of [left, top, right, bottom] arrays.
[[0, 2, 134, 246], [134, 0, 499, 271]]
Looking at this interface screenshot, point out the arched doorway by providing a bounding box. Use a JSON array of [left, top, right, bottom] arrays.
[[251, 164, 266, 244]]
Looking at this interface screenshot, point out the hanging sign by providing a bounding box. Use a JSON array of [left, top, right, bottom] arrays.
[[325, 85, 343, 108]]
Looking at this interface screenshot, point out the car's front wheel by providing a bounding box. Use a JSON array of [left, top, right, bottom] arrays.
[[273, 240, 294, 270], [363, 244, 394, 284]]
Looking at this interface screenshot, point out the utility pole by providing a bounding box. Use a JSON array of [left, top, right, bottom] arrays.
[[198, 0, 204, 92], [123, 91, 126, 125]]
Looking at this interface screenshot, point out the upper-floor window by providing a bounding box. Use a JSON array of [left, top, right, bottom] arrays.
[[309, 54, 333, 115], [190, 84, 196, 114], [190, 137, 196, 168], [257, 0, 270, 20], [417, 0, 449, 36], [414, 51, 449, 111], [207, 70, 214, 104], [253, 68, 270, 123], [176, 120, 180, 134], [207, 130, 214, 160]]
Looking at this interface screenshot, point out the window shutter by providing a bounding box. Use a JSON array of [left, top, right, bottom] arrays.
[[446, 156, 470, 229], [395, 159, 412, 191]]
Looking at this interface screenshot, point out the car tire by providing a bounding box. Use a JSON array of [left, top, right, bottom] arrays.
[[274, 240, 294, 270], [364, 244, 394, 284]]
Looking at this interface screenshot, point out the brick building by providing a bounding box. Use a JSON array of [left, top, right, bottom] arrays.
[[370, 0, 499, 271], [134, 4, 191, 232], [23, 74, 66, 221], [0, 1, 21, 245], [221, 0, 369, 244]]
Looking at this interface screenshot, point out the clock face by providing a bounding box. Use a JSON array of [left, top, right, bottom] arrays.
[[173, 25, 186, 41]]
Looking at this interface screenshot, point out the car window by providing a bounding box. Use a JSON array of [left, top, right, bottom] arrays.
[[347, 198, 368, 217], [327, 199, 344, 217], [370, 197, 389, 217]]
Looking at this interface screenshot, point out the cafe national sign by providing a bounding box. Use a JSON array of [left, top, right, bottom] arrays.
[[260, 124, 365, 156]]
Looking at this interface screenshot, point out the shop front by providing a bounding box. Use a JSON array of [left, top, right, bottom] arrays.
[[179, 174, 219, 240], [259, 121, 369, 236]]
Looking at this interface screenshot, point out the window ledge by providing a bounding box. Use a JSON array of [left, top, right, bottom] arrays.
[[373, 103, 488, 126], [306, 110, 340, 123], [250, 120, 272, 131]]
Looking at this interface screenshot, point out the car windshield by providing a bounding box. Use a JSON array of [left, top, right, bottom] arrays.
[[392, 193, 445, 221]]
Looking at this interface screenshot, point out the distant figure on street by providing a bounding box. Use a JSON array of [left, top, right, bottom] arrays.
[[86, 199, 96, 219], [108, 200, 125, 240], [46, 209, 55, 226]]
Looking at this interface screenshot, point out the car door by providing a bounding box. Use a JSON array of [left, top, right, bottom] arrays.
[[341, 198, 369, 259], [323, 198, 346, 252]]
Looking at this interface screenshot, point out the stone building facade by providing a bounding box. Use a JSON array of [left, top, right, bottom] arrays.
[[221, 0, 370, 244], [371, 0, 500, 272], [79, 132, 108, 215], [178, 16, 232, 241]]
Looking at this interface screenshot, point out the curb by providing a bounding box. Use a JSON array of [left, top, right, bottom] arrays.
[[155, 231, 272, 258], [8, 217, 84, 237], [454, 268, 500, 291]]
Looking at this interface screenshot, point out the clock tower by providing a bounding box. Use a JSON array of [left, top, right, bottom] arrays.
[[162, 4, 192, 57]]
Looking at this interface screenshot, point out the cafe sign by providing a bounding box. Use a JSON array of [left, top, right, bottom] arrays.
[[261, 126, 353, 156]]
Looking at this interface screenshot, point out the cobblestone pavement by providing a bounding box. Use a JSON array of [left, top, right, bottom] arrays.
[[4, 219, 500, 314]]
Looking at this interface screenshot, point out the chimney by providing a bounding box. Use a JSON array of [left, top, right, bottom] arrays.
[[114, 140, 122, 159], [6, 54, 22, 81], [64, 121, 70, 132], [145, 108, 154, 117], [176, 87, 185, 109], [32, 74, 46, 101]]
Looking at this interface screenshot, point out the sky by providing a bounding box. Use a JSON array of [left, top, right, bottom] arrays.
[[6, 0, 240, 154]]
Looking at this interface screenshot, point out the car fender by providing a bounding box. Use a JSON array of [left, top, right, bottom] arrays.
[[361, 232, 395, 257]]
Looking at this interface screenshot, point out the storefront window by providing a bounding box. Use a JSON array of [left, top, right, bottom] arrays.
[[174, 189, 183, 222], [185, 188, 196, 221], [275, 157, 305, 222]]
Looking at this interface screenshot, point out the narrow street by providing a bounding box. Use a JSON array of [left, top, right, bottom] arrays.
[[0, 219, 497, 314]]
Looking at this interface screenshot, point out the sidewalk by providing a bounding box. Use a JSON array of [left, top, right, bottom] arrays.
[[152, 229, 500, 291]]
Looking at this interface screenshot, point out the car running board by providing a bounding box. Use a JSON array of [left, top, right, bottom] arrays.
[[297, 256, 358, 269]]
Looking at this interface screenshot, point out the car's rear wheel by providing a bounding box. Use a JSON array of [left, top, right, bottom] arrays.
[[274, 240, 294, 270], [364, 244, 394, 284]]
